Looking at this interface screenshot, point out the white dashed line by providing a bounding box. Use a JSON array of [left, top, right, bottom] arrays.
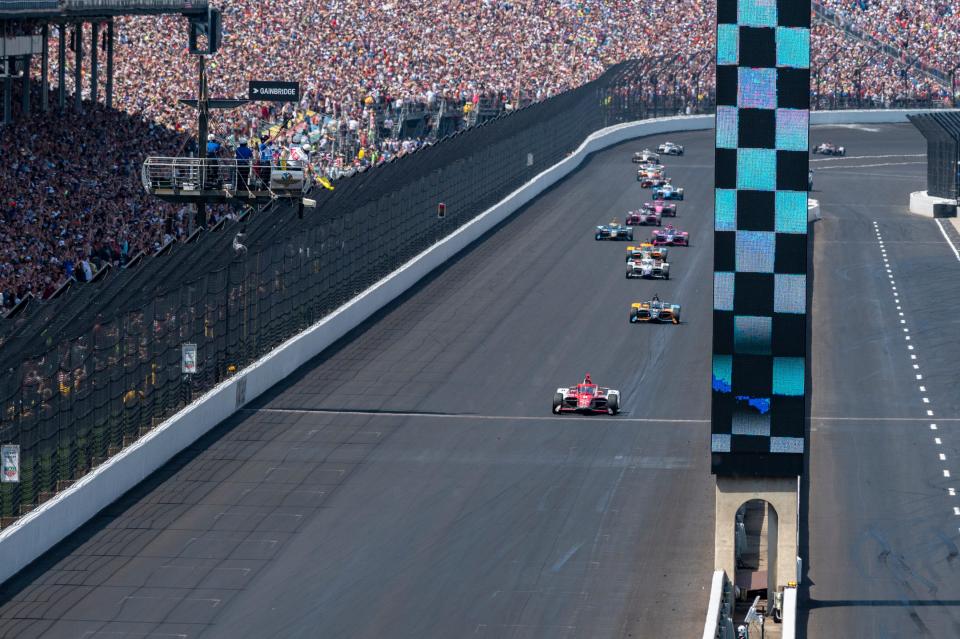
[[876, 224, 953, 517]]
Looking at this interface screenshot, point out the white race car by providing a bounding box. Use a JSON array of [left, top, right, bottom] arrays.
[[633, 149, 661, 164], [658, 141, 684, 155], [626, 256, 670, 279]]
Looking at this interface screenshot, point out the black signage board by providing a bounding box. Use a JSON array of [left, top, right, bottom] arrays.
[[249, 81, 300, 102]]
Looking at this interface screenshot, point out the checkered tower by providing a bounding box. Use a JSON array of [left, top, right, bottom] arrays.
[[711, 0, 810, 476]]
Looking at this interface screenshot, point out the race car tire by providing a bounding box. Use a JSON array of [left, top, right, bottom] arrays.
[[553, 393, 563, 414], [665, 271, 670, 279], [629, 313, 637, 323], [657, 219, 662, 226], [628, 232, 634, 241], [607, 394, 620, 415]]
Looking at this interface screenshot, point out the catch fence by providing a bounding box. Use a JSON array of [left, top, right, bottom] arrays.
[[0, 57, 703, 525]]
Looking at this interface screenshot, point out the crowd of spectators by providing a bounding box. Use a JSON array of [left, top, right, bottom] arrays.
[[2, 0, 958, 310], [0, 103, 194, 309], [816, 0, 960, 87]]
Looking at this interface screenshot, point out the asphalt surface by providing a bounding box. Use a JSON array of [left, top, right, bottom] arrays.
[[802, 123, 960, 637], [4, 123, 955, 639], [0, 130, 716, 639]]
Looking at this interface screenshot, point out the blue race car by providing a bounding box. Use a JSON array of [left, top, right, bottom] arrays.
[[652, 184, 684, 200], [595, 219, 634, 241]]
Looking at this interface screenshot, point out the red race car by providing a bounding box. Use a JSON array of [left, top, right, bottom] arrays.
[[553, 374, 621, 415], [644, 199, 677, 217], [650, 224, 690, 246]]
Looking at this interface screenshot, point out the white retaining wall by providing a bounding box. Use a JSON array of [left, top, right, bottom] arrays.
[[0, 108, 945, 586]]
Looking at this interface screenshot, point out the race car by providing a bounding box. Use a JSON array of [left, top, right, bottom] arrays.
[[653, 184, 684, 200], [632, 149, 661, 164], [644, 199, 677, 217], [553, 374, 620, 415], [626, 256, 670, 279], [630, 295, 681, 324], [625, 243, 669, 262], [812, 142, 845, 156], [626, 208, 661, 226], [595, 219, 634, 241], [651, 224, 690, 246], [639, 175, 671, 188], [636, 166, 664, 180], [658, 141, 684, 155]]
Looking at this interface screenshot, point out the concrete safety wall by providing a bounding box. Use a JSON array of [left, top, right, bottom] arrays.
[[0, 108, 945, 585]]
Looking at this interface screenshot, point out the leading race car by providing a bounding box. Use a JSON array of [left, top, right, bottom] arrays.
[[626, 208, 661, 226], [653, 184, 684, 200], [553, 374, 620, 415], [644, 199, 677, 217], [650, 224, 690, 246], [595, 218, 634, 241], [632, 149, 661, 164], [658, 141, 684, 155], [630, 295, 682, 324], [626, 256, 670, 279], [812, 142, 845, 156], [625, 243, 669, 262]]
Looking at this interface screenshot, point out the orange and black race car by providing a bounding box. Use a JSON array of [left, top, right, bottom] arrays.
[[629, 296, 681, 324]]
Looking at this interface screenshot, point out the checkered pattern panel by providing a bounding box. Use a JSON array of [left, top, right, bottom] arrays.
[[711, 0, 809, 477]]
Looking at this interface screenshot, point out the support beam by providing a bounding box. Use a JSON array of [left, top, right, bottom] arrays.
[[105, 20, 113, 109], [90, 22, 98, 105], [73, 23, 82, 112], [715, 476, 798, 594], [41, 24, 49, 112], [21, 55, 30, 116], [57, 23, 66, 111], [3, 62, 11, 125]]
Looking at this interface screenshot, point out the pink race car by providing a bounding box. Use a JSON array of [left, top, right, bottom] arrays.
[[643, 199, 677, 217], [650, 224, 690, 246], [626, 208, 662, 226]]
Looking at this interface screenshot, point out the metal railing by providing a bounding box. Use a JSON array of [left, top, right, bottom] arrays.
[[0, 0, 206, 15], [141, 156, 309, 196], [59, 0, 206, 7]]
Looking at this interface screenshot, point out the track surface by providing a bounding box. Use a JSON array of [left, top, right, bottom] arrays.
[[802, 124, 960, 637], [0, 131, 716, 639], [3, 123, 955, 639]]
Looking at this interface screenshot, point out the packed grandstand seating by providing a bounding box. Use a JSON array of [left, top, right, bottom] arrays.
[[0, 0, 956, 309]]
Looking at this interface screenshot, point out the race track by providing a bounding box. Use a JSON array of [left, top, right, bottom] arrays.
[[0, 130, 717, 639], [802, 124, 960, 637], [2, 122, 957, 639]]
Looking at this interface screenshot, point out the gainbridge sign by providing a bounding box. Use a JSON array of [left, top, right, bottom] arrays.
[[249, 80, 300, 103]]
